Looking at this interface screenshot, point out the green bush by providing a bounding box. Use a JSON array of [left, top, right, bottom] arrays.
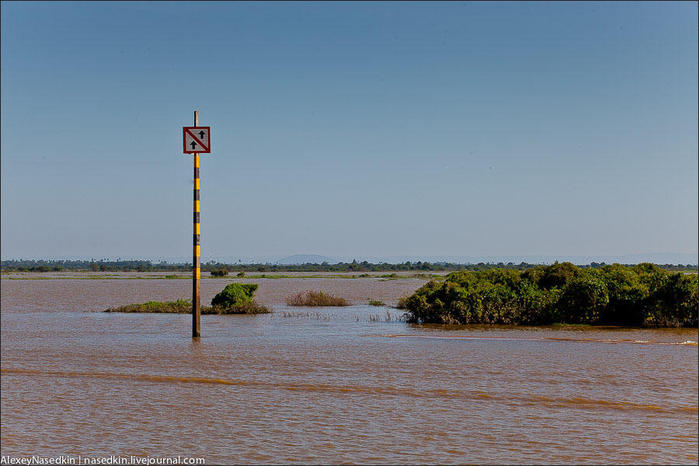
[[597, 264, 648, 325], [403, 263, 697, 327], [538, 261, 579, 289], [210, 269, 228, 277], [645, 272, 698, 327], [211, 283, 258, 307], [557, 271, 609, 323], [210, 301, 269, 314]]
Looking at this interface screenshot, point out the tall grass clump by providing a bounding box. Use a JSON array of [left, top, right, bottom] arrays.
[[403, 262, 698, 327], [106, 299, 192, 314], [286, 291, 350, 306]]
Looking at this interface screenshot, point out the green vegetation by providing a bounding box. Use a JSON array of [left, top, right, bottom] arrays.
[[396, 296, 409, 310], [2, 264, 64, 272], [210, 269, 228, 277], [5, 259, 696, 273], [286, 291, 350, 306], [402, 262, 698, 327], [211, 283, 258, 307], [105, 283, 269, 314], [368, 299, 386, 306], [210, 301, 270, 314], [105, 299, 269, 315], [106, 299, 192, 313]]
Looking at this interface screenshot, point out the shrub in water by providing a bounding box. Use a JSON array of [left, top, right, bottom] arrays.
[[403, 263, 698, 327], [211, 283, 258, 307], [211, 301, 270, 314]]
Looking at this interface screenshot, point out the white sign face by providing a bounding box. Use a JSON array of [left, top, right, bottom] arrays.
[[183, 127, 211, 153]]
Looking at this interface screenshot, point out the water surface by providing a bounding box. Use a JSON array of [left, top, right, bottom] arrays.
[[1, 279, 697, 464]]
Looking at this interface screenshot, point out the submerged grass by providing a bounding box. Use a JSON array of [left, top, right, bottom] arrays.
[[105, 299, 270, 315], [286, 291, 350, 307], [279, 311, 331, 320], [369, 311, 407, 322]]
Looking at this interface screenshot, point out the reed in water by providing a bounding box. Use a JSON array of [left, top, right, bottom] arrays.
[[286, 290, 350, 306]]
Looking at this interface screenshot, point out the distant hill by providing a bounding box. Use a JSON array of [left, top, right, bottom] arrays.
[[276, 254, 338, 265]]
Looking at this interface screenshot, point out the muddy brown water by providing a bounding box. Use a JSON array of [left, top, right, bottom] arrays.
[[1, 277, 697, 464], [0, 273, 427, 310]]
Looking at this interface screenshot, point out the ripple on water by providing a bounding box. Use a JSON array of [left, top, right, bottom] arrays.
[[1, 279, 697, 463]]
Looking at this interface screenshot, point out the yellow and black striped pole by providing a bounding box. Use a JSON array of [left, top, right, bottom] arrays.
[[193, 110, 201, 338]]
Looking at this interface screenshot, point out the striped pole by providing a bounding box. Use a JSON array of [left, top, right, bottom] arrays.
[[193, 110, 201, 338]]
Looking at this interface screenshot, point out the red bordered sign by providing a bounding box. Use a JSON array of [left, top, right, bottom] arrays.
[[183, 126, 211, 154]]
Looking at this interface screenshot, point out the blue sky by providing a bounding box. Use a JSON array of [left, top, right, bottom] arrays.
[[1, 1, 697, 262]]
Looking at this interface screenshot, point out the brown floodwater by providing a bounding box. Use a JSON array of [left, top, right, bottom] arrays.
[[0, 273, 428, 309], [1, 278, 697, 464]]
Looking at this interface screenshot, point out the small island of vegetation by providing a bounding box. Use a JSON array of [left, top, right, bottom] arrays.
[[105, 283, 269, 314], [401, 262, 697, 327]]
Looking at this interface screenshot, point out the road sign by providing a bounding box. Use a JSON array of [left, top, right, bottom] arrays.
[[183, 126, 211, 153]]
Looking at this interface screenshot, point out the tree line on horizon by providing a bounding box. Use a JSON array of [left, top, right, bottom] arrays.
[[1, 259, 697, 273]]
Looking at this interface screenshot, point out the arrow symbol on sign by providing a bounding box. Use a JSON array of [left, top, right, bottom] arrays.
[[190, 141, 197, 149], [198, 131, 206, 139]]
